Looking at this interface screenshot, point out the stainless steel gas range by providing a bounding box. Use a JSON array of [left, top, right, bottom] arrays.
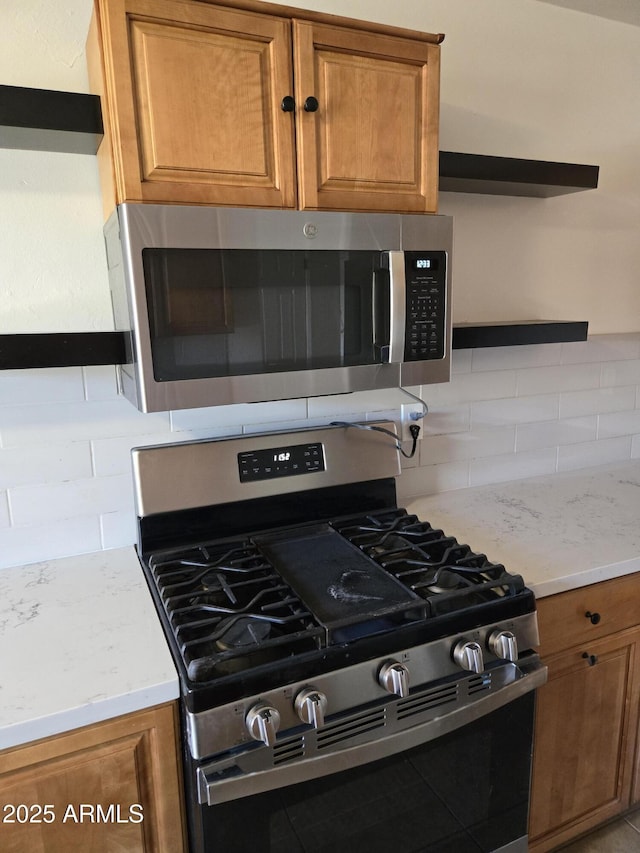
[[132, 422, 547, 853]]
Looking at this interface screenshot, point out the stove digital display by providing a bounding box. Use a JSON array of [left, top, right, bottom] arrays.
[[238, 442, 325, 482]]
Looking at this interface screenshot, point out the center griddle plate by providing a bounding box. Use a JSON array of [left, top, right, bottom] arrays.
[[253, 523, 425, 640]]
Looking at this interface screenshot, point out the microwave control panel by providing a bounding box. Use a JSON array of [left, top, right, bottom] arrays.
[[404, 251, 447, 361]]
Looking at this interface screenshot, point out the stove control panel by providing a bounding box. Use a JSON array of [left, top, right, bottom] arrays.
[[238, 442, 325, 483], [186, 612, 541, 761]]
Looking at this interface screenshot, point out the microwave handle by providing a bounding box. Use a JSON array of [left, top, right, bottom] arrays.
[[386, 251, 406, 363]]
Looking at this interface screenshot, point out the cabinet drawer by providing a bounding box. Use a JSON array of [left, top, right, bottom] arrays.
[[537, 573, 640, 657]]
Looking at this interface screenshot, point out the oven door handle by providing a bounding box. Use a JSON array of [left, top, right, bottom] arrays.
[[197, 656, 547, 806]]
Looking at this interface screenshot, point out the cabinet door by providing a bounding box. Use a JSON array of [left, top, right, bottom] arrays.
[[0, 703, 184, 853], [96, 0, 297, 208], [529, 631, 640, 852], [292, 20, 440, 213]]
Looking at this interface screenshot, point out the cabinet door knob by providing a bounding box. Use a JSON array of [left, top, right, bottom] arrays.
[[281, 95, 295, 112], [585, 611, 601, 625], [582, 652, 598, 666], [304, 96, 319, 112]]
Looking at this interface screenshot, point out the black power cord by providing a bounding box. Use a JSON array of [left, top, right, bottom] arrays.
[[329, 421, 421, 459]]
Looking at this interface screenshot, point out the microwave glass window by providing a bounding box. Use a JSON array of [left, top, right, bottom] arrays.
[[142, 249, 384, 381]]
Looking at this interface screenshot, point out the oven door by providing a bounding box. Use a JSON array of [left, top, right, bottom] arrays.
[[186, 668, 544, 853]]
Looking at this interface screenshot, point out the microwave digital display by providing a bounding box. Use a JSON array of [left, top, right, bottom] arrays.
[[414, 258, 438, 271]]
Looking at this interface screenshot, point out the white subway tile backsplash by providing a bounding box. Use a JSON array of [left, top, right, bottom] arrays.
[[516, 363, 600, 397], [397, 460, 470, 500], [0, 443, 92, 489], [170, 398, 307, 431], [420, 403, 471, 436], [420, 427, 516, 466], [598, 410, 640, 439], [421, 370, 517, 406], [0, 493, 9, 528], [557, 436, 633, 472], [515, 417, 597, 452], [451, 349, 472, 374], [601, 359, 640, 388], [82, 365, 120, 400], [0, 368, 85, 405], [100, 510, 137, 550], [91, 428, 240, 477], [472, 343, 561, 373], [472, 394, 559, 428], [0, 517, 102, 570], [1, 333, 639, 570], [91, 433, 185, 477], [0, 399, 170, 447], [469, 448, 557, 487], [9, 474, 133, 526], [561, 334, 640, 365], [560, 385, 636, 418]]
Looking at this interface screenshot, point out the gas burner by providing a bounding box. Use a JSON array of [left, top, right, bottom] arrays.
[[216, 617, 272, 650], [141, 507, 527, 687], [424, 568, 474, 594], [332, 509, 525, 615]]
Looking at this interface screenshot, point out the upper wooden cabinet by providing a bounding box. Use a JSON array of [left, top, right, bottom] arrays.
[[87, 0, 442, 214]]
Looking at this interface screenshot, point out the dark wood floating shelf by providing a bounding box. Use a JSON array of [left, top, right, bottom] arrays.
[[0, 87, 599, 196], [0, 85, 103, 154], [0, 323, 588, 370], [0, 333, 126, 370], [440, 151, 599, 197], [452, 321, 589, 349]]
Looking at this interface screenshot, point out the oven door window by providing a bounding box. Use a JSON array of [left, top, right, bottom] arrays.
[[190, 693, 534, 853], [142, 249, 388, 381]]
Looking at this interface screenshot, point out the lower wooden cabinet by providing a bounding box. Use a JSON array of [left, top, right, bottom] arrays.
[[529, 573, 640, 852], [0, 702, 185, 853]]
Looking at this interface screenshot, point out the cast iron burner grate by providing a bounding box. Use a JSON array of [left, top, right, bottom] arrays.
[[148, 541, 325, 682], [332, 509, 525, 616], [145, 508, 525, 684]]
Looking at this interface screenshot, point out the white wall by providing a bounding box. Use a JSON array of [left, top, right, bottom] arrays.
[[1, 0, 640, 569], [2, 0, 640, 333]]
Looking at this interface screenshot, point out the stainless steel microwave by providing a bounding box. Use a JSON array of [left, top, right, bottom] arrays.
[[104, 204, 453, 412]]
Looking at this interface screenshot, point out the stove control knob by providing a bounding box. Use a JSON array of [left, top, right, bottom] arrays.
[[453, 640, 484, 674], [246, 702, 281, 747], [295, 687, 328, 728], [378, 660, 410, 698], [488, 629, 518, 662]]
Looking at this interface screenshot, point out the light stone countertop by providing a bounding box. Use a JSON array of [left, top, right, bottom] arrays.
[[0, 547, 178, 752], [407, 460, 640, 599], [2, 460, 639, 753]]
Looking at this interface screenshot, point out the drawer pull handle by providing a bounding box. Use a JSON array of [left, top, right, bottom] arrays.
[[585, 611, 601, 625], [582, 652, 598, 666]]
